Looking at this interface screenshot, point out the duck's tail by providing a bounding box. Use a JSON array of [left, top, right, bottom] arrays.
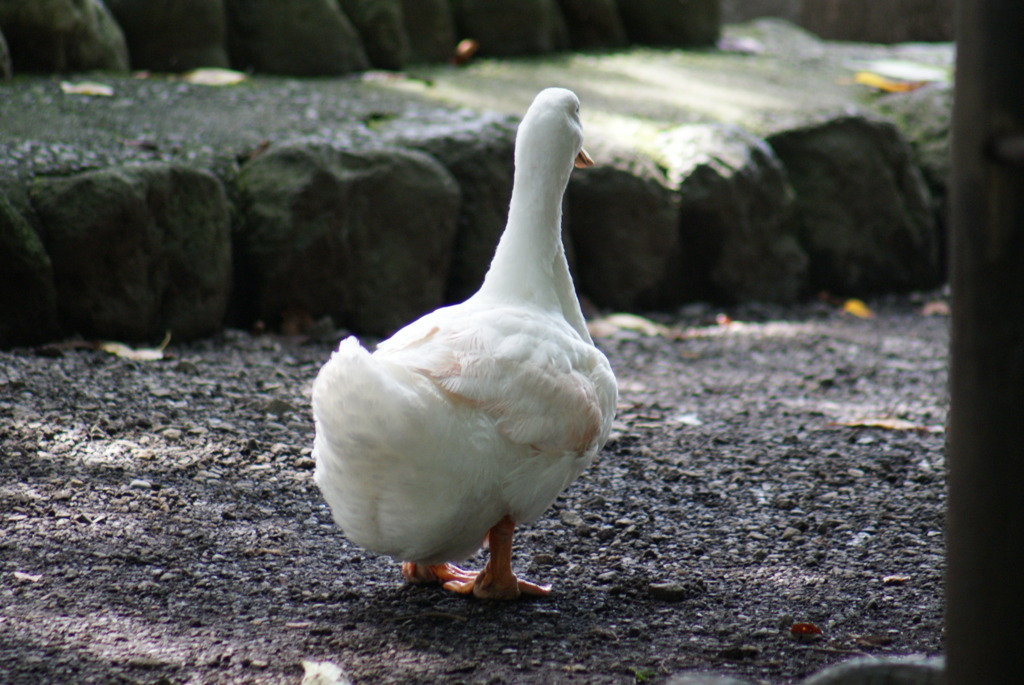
[[309, 336, 493, 561]]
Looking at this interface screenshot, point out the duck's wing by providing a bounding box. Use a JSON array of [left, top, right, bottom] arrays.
[[378, 307, 617, 459]]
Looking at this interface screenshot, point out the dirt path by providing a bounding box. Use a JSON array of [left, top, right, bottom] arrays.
[[0, 295, 948, 684]]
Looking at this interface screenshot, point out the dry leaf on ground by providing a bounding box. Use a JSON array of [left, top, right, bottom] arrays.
[[853, 72, 928, 93], [834, 417, 944, 434], [842, 298, 875, 319], [920, 300, 951, 316], [98, 332, 172, 361], [790, 622, 824, 643], [60, 81, 114, 96], [588, 313, 680, 339], [181, 68, 248, 86]]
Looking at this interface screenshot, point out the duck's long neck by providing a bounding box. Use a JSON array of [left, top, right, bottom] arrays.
[[474, 151, 592, 342]]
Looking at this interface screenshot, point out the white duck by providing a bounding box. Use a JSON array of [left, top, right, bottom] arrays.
[[311, 88, 617, 600]]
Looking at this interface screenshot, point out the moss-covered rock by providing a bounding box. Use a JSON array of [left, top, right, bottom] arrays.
[[875, 83, 952, 214], [555, 0, 628, 50], [618, 0, 720, 47], [381, 114, 518, 303], [452, 0, 569, 57], [0, 192, 59, 346], [106, 0, 230, 72], [800, 0, 953, 43], [224, 0, 369, 75], [767, 116, 940, 295], [0, 27, 11, 78], [31, 163, 232, 342], [656, 125, 805, 305], [567, 145, 679, 310], [0, 0, 129, 72], [399, 0, 456, 64], [233, 143, 461, 335], [338, 0, 409, 71]]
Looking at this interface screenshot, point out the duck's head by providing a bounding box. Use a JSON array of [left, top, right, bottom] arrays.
[[515, 88, 594, 175]]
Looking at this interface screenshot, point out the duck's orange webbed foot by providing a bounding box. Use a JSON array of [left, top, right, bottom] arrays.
[[401, 561, 476, 586], [442, 568, 551, 600], [409, 515, 551, 600]]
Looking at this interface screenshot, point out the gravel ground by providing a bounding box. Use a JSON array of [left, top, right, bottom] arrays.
[[0, 294, 948, 684]]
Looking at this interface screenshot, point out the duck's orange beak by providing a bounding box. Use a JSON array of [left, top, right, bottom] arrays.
[[574, 148, 594, 169]]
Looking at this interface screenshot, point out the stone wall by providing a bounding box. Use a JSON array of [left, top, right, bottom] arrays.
[[0, 18, 952, 347], [0, 0, 720, 77], [722, 0, 953, 43], [801, 0, 953, 44]]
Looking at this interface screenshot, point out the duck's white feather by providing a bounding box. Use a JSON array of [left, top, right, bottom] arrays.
[[312, 87, 617, 566]]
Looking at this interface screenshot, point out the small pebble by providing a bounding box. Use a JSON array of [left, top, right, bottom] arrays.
[[559, 510, 584, 527], [129, 479, 152, 490], [263, 398, 295, 416], [175, 360, 200, 375], [717, 644, 760, 660], [648, 581, 700, 602]]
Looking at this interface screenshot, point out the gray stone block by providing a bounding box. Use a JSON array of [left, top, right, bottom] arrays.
[[233, 143, 461, 335], [31, 163, 232, 341]]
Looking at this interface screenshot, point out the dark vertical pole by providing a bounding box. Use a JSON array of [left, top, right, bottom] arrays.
[[946, 2, 1024, 684]]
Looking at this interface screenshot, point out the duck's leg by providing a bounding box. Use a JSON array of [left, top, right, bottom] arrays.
[[442, 515, 552, 600]]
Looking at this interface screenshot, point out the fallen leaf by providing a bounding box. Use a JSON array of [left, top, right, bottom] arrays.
[[301, 659, 351, 685], [588, 313, 679, 339], [180, 67, 248, 86], [99, 332, 171, 361], [882, 574, 911, 586], [920, 300, 950, 316], [237, 139, 271, 163], [842, 298, 875, 319], [790, 622, 824, 642], [245, 547, 284, 557], [834, 418, 944, 434], [60, 81, 114, 96], [853, 634, 894, 648], [451, 38, 479, 65], [846, 58, 951, 84], [852, 71, 928, 93]]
